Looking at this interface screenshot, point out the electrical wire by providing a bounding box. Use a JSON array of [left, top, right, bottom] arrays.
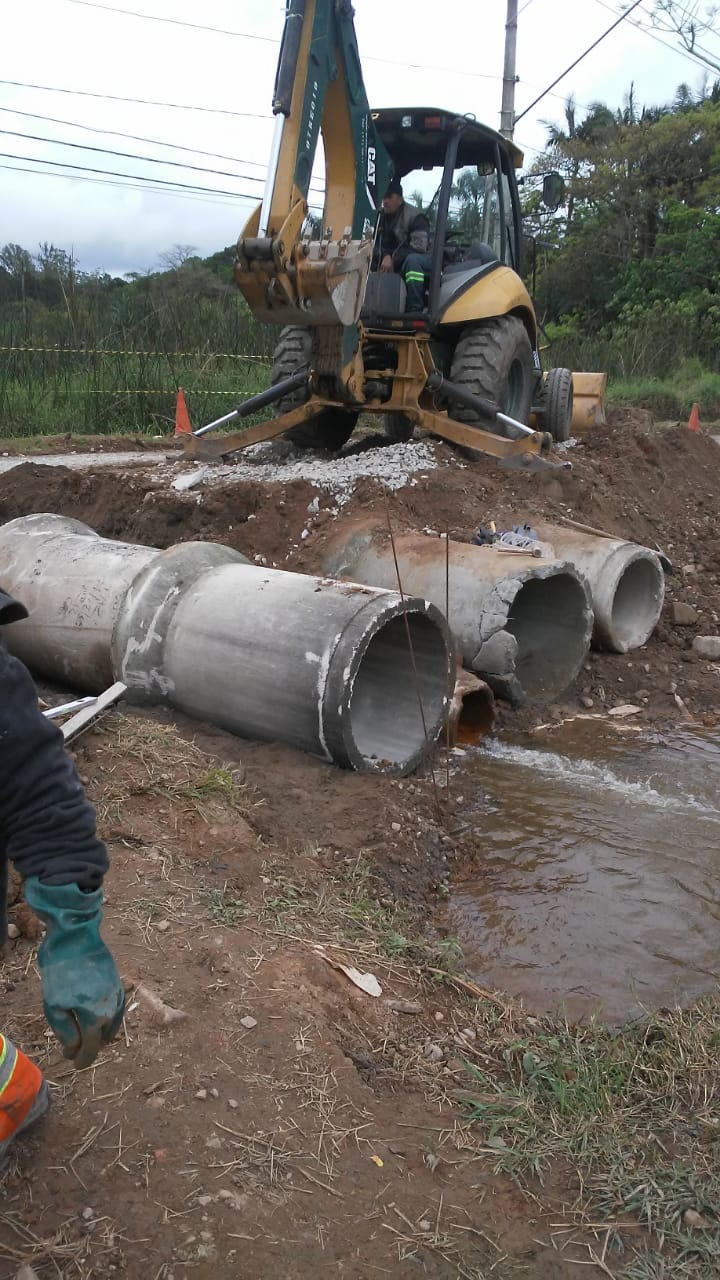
[[0, 157, 325, 211], [515, 0, 646, 122], [64, 0, 278, 42], [0, 150, 257, 197], [61, 0, 506, 81], [0, 78, 274, 120], [0, 126, 285, 184], [0, 161, 252, 206], [592, 0, 719, 76], [0, 106, 327, 195], [0, 104, 275, 168]]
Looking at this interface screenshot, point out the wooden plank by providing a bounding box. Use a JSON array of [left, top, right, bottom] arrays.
[[61, 682, 127, 744]]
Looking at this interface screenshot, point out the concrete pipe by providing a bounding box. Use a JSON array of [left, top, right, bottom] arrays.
[[0, 514, 454, 774], [323, 525, 593, 704], [0, 513, 158, 688], [531, 521, 665, 652]]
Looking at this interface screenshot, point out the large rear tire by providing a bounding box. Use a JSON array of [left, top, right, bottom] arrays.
[[448, 316, 535, 439], [272, 326, 358, 451]]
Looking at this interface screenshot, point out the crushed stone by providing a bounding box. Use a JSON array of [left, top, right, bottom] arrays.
[[174, 439, 445, 504]]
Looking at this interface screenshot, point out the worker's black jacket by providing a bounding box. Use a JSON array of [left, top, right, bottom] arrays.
[[374, 201, 430, 272], [0, 589, 108, 943]]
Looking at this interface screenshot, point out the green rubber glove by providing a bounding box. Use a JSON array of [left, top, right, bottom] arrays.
[[24, 877, 125, 1070]]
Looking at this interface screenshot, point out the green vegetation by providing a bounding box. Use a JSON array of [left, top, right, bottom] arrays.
[[0, 243, 272, 437], [526, 82, 720, 395], [456, 999, 720, 1277]]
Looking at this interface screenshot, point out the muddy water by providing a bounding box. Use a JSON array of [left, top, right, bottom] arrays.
[[443, 722, 720, 1021]]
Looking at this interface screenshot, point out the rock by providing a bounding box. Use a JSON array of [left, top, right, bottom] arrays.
[[391, 822, 401, 833], [7, 923, 19, 940], [81, 1207, 94, 1221], [228, 1099, 239, 1109], [579, 695, 594, 709], [197, 1195, 213, 1208], [156, 920, 170, 933], [195, 1088, 208, 1101], [423, 1042, 444, 1063], [209, 1087, 219, 1099], [684, 1208, 710, 1229], [671, 602, 699, 626], [434, 1010, 444, 1022], [171, 467, 209, 493], [693, 635, 720, 660], [240, 1015, 257, 1030], [387, 999, 422, 1015], [418, 1219, 432, 1232]]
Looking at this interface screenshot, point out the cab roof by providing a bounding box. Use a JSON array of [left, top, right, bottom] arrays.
[[370, 107, 525, 174]]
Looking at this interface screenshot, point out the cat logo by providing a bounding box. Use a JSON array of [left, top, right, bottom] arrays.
[[367, 146, 376, 186]]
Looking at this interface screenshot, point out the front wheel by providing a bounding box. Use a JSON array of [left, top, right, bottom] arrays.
[[449, 316, 535, 439], [271, 326, 358, 451], [544, 367, 574, 442]]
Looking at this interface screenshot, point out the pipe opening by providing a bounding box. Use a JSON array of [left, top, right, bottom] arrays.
[[507, 572, 589, 699], [348, 613, 449, 768], [457, 687, 496, 745], [610, 556, 664, 650]]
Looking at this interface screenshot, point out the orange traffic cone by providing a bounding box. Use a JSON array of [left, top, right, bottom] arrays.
[[688, 402, 700, 433], [174, 388, 192, 437]]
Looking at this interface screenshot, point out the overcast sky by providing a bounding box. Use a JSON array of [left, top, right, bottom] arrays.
[[1, 0, 714, 277]]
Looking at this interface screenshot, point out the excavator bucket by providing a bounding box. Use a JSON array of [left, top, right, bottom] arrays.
[[571, 372, 607, 431]]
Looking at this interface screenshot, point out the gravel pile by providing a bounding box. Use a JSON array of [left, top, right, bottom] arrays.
[[171, 439, 445, 502]]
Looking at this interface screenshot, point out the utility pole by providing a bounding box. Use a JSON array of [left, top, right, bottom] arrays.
[[500, 0, 518, 139]]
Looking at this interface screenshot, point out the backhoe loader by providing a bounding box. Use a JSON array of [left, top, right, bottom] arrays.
[[185, 0, 605, 469]]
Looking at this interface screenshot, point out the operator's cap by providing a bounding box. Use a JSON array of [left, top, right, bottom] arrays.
[[384, 177, 403, 197], [0, 588, 29, 626]]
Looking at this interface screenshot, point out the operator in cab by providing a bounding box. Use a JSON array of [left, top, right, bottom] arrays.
[[374, 179, 432, 313]]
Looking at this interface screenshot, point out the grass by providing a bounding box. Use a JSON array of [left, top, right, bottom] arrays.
[[248, 851, 465, 976], [606, 367, 720, 420], [89, 716, 260, 825], [0, 356, 270, 438], [448, 1000, 720, 1277]]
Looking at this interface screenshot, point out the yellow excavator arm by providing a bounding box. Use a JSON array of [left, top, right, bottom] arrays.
[[235, 0, 390, 330]]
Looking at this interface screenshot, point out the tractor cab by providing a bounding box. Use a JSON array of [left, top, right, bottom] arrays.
[[362, 108, 527, 332]]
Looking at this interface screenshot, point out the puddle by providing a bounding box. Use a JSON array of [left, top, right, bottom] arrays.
[[441, 721, 720, 1021]]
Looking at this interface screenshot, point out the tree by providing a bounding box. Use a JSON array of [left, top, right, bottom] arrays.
[[158, 244, 199, 270], [648, 2, 720, 74]]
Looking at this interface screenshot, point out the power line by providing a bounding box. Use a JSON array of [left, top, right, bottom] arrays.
[[62, 0, 505, 81], [0, 104, 275, 170], [0, 125, 293, 187], [0, 78, 274, 120], [0, 150, 253, 198], [0, 154, 324, 210], [592, 0, 718, 76], [515, 0, 646, 122], [0, 161, 252, 207], [0, 106, 326, 195], [64, 0, 278, 42]]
